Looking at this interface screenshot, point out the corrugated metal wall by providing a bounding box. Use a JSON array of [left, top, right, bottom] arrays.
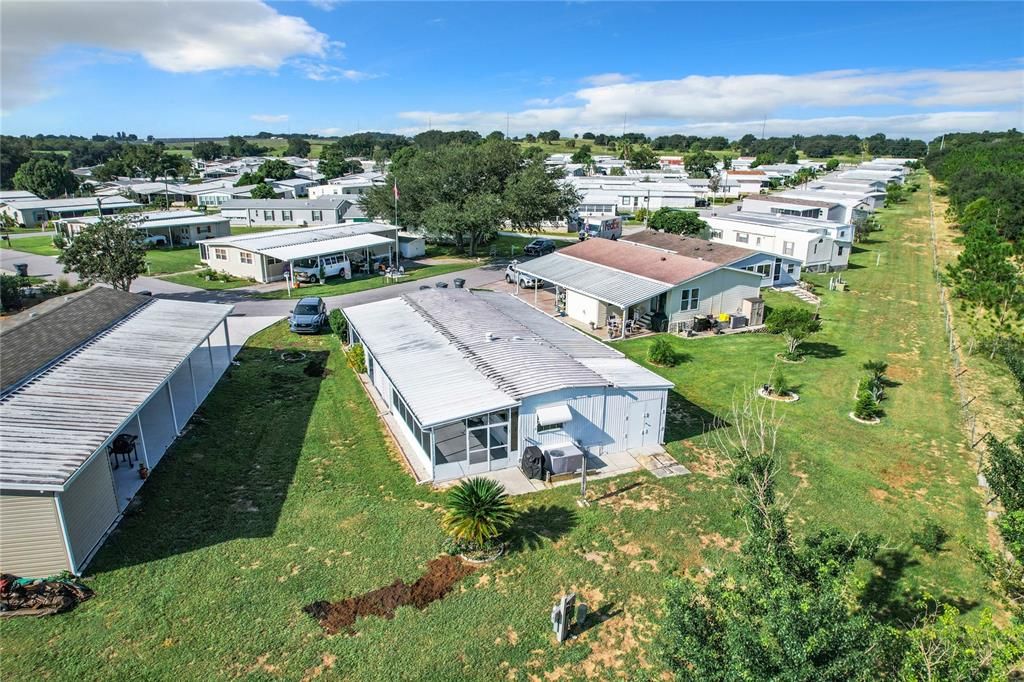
[[519, 387, 667, 455], [60, 454, 119, 573], [0, 492, 70, 577]]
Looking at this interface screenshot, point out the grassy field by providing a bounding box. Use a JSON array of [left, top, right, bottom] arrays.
[[144, 246, 201, 275], [256, 261, 476, 300], [0, 171, 993, 678], [165, 138, 328, 159], [4, 234, 60, 256]]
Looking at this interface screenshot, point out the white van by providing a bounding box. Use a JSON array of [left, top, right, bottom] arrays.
[[292, 254, 352, 282]]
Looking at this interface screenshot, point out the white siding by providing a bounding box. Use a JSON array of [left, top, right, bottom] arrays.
[[60, 454, 119, 571], [666, 268, 761, 320], [519, 387, 668, 455], [0, 492, 70, 577], [565, 290, 602, 327]]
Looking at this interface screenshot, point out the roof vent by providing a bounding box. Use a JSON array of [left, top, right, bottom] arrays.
[[512, 335, 523, 341], [485, 331, 495, 341]]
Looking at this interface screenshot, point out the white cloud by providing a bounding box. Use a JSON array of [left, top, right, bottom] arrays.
[[397, 67, 1024, 138], [251, 114, 289, 124], [308, 0, 344, 10], [0, 0, 337, 112], [581, 72, 632, 86], [297, 62, 380, 82]]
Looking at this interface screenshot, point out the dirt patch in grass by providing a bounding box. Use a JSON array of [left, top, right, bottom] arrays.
[[679, 441, 726, 478], [698, 532, 740, 553], [303, 555, 475, 635], [595, 480, 676, 512]]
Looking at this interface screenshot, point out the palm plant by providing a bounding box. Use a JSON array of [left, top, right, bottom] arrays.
[[442, 478, 515, 547]]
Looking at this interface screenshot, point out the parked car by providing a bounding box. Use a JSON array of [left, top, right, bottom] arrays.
[[505, 262, 543, 288], [523, 238, 556, 257], [289, 296, 327, 334], [142, 234, 168, 248]]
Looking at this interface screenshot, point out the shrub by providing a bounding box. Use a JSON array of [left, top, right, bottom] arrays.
[[765, 306, 821, 358], [854, 391, 882, 420], [442, 478, 515, 548], [771, 371, 790, 396], [911, 519, 949, 554], [39, 277, 78, 297], [328, 309, 348, 338], [0, 273, 28, 312], [346, 343, 366, 373], [862, 360, 888, 380], [997, 510, 1024, 558], [647, 337, 680, 367]]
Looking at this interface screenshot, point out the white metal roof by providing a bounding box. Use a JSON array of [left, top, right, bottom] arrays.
[[6, 196, 140, 211], [514, 253, 672, 308], [344, 297, 517, 428], [203, 222, 395, 254], [577, 357, 674, 390], [0, 299, 233, 491], [263, 233, 393, 261], [405, 289, 611, 400]]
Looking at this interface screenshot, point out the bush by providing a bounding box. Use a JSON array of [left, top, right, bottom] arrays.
[[0, 273, 28, 312], [328, 309, 348, 338], [996, 510, 1024, 558], [854, 391, 882, 420], [771, 371, 790, 396], [346, 343, 366, 373], [442, 478, 514, 547], [647, 337, 680, 366], [39, 277, 78, 297], [911, 519, 949, 554]]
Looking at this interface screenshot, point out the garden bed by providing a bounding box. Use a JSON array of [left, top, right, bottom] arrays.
[[302, 555, 476, 635], [757, 387, 800, 403]]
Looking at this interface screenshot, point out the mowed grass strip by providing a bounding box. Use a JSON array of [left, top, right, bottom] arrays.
[[0, 171, 992, 678]]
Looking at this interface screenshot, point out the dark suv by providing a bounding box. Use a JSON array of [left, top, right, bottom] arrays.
[[523, 238, 556, 257], [289, 296, 327, 334]]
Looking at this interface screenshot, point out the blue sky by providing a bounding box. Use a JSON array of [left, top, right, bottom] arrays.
[[2, 1, 1022, 140]]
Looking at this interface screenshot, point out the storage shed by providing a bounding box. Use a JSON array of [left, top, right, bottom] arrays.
[[345, 289, 673, 482], [0, 288, 234, 577]]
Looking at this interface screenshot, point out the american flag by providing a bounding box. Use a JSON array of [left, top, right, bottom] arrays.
[[393, 181, 399, 200]]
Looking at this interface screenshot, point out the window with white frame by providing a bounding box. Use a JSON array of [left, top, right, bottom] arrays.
[[263, 210, 274, 221], [755, 264, 771, 276], [837, 245, 845, 256], [787, 263, 796, 274], [239, 252, 253, 265], [621, 197, 630, 206], [679, 287, 700, 311], [735, 232, 749, 244], [282, 210, 293, 221], [537, 421, 563, 433], [782, 241, 795, 255], [710, 228, 723, 239], [214, 248, 227, 260], [312, 210, 323, 222]]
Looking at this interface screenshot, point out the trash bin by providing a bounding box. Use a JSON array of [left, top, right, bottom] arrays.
[[435, 281, 448, 288], [13, 263, 28, 277], [453, 278, 466, 289]]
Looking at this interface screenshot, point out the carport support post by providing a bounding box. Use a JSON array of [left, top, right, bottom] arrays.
[[206, 335, 214, 375], [620, 305, 626, 340], [534, 278, 538, 306], [166, 382, 180, 435], [135, 413, 150, 469], [223, 319, 232, 363], [187, 356, 199, 406]]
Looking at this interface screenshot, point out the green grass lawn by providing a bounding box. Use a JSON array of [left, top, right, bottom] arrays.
[[144, 246, 201, 275], [230, 224, 299, 236], [0, 170, 993, 678], [160, 271, 253, 290], [4, 234, 60, 256]]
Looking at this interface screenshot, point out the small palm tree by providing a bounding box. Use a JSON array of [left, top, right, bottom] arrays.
[[442, 478, 515, 547]]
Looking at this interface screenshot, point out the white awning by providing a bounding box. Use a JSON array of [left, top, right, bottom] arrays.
[[262, 233, 393, 262], [536, 404, 572, 426]]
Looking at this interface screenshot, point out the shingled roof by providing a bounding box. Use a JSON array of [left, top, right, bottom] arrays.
[[0, 287, 151, 395], [622, 230, 757, 265]]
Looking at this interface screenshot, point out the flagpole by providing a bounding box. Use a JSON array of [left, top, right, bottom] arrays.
[[393, 180, 399, 267]]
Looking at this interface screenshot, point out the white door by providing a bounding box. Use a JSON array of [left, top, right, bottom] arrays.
[[627, 400, 660, 449]]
